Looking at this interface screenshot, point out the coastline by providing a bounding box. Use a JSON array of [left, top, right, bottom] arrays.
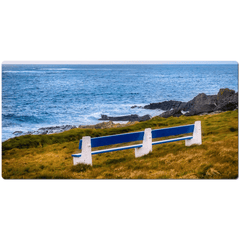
[[6, 108, 237, 142], [6, 121, 137, 141], [4, 88, 238, 142]]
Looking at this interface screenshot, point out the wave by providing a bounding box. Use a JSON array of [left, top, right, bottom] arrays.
[[40, 68, 75, 71], [2, 68, 138, 74], [45, 68, 128, 71], [3, 68, 75, 73], [3, 70, 46, 73]]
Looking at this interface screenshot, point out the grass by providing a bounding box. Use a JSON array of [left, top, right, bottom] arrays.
[[2, 110, 238, 179]]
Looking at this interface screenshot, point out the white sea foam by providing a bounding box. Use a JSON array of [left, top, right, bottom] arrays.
[[3, 70, 43, 73], [3, 68, 74, 73], [112, 121, 129, 124], [43, 68, 75, 71]]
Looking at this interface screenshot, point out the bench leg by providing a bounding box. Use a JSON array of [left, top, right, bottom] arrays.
[[185, 121, 202, 146], [135, 128, 152, 157], [73, 136, 92, 166]]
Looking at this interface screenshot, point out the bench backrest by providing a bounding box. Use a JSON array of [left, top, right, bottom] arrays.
[[78, 124, 195, 150], [79, 131, 145, 150], [152, 124, 194, 139]]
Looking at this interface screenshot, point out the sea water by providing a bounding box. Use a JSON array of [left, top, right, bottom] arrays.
[[2, 63, 238, 141]]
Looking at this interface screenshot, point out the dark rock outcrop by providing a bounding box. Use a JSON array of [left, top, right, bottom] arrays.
[[159, 109, 183, 118], [13, 131, 23, 135], [98, 114, 151, 122], [183, 93, 217, 112], [217, 102, 237, 111], [216, 88, 238, 111], [143, 88, 238, 118], [144, 100, 185, 111], [131, 105, 138, 109], [185, 104, 217, 116]]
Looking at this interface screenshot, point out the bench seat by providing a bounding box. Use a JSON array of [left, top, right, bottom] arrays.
[[72, 143, 143, 157], [152, 136, 193, 145]]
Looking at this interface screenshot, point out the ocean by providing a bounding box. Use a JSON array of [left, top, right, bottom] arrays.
[[1, 63, 238, 142]]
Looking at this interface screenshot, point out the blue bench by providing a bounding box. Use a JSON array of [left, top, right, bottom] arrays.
[[72, 121, 202, 165]]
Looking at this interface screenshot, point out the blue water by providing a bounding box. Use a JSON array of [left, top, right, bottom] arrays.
[[2, 63, 238, 141]]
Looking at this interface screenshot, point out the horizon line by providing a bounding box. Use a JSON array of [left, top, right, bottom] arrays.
[[2, 61, 238, 65]]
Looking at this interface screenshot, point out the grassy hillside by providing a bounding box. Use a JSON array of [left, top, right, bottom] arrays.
[[2, 110, 238, 179]]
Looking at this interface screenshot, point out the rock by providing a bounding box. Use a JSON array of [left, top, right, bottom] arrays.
[[62, 125, 77, 131], [143, 88, 237, 118], [185, 89, 238, 114], [183, 93, 217, 112], [159, 109, 183, 118], [131, 105, 138, 108], [138, 115, 151, 121], [216, 89, 238, 111], [98, 114, 151, 122], [13, 131, 23, 135], [143, 94, 218, 112], [144, 100, 185, 111], [100, 115, 108, 120], [217, 102, 237, 111], [34, 125, 77, 135], [217, 88, 236, 102], [185, 104, 217, 116]]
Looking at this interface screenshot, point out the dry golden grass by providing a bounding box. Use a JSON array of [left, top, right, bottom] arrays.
[[2, 110, 238, 179]]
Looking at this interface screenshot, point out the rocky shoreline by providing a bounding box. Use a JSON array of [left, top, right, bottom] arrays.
[[98, 88, 238, 120], [12, 121, 137, 138], [12, 88, 238, 138], [136, 88, 238, 118]]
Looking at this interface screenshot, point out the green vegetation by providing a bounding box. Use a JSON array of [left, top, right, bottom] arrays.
[[2, 110, 238, 179]]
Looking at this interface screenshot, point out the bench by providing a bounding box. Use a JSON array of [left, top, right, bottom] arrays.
[[72, 121, 202, 165]]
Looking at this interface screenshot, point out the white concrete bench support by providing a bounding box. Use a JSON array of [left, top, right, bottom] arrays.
[[135, 128, 152, 157], [185, 121, 202, 146], [73, 136, 92, 166]]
